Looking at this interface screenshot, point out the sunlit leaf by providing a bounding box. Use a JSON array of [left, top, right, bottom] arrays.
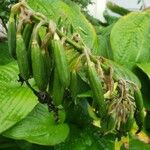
[[0, 43, 38, 134], [4, 104, 69, 146], [111, 12, 150, 70], [0, 42, 13, 65], [0, 75, 37, 133]]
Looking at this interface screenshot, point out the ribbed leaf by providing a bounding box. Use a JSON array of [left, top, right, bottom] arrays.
[[0, 63, 38, 134], [111, 11, 150, 70], [0, 42, 38, 134], [3, 104, 69, 146], [0, 62, 18, 83]]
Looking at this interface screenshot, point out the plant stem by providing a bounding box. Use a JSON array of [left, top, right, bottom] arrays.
[[56, 29, 83, 53]]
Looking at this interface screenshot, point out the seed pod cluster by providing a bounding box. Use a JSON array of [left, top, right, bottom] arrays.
[[8, 1, 145, 134]]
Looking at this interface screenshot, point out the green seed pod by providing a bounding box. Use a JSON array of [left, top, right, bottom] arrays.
[[28, 32, 42, 62], [52, 68, 65, 106], [22, 23, 34, 49], [22, 23, 35, 76], [8, 13, 16, 59], [31, 39, 50, 91], [16, 33, 30, 80], [51, 40, 70, 87], [134, 88, 144, 111], [87, 61, 106, 117], [70, 70, 78, 100]]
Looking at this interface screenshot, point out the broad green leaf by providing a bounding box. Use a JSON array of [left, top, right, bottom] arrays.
[[0, 42, 38, 134], [3, 104, 69, 146], [110, 11, 150, 70], [0, 42, 17, 82], [137, 63, 150, 79], [28, 0, 101, 55], [0, 61, 18, 83], [0, 80, 37, 134], [55, 125, 115, 150]]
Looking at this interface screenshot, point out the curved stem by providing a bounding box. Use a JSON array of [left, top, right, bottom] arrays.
[[32, 20, 47, 41], [56, 29, 83, 53]]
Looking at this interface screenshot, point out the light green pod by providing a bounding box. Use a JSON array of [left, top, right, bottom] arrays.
[[51, 40, 70, 87]]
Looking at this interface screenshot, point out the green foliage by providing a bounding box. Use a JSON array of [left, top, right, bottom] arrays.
[[0, 42, 38, 134], [110, 11, 150, 70], [0, 0, 150, 149], [0, 42, 13, 65], [55, 125, 115, 150]]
